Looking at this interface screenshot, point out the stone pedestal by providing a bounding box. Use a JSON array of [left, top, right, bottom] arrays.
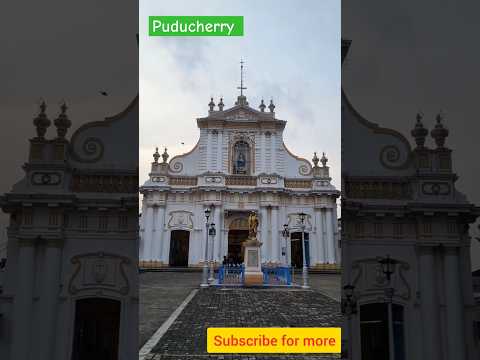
[[243, 237, 263, 286]]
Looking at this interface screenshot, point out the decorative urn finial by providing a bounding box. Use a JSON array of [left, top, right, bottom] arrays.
[[431, 113, 449, 148], [53, 101, 72, 139], [312, 152, 319, 167], [321, 152, 328, 167], [259, 99, 266, 112], [208, 97, 215, 112], [162, 147, 169, 163], [411, 112, 428, 148], [268, 99, 275, 113], [33, 100, 51, 139], [218, 97, 224, 111], [153, 147, 160, 163]]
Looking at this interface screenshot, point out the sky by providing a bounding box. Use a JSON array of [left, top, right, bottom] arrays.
[[342, 0, 480, 270], [139, 0, 341, 190]]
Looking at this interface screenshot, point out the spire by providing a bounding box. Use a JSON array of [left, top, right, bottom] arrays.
[[235, 60, 249, 106], [237, 59, 247, 96], [33, 100, 51, 139], [218, 97, 224, 111], [53, 101, 72, 139]]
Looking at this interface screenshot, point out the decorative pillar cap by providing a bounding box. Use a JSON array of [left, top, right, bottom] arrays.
[[431, 113, 449, 148], [320, 152, 328, 167], [208, 97, 215, 112], [312, 152, 319, 167], [153, 147, 160, 163], [33, 100, 51, 139], [53, 101, 72, 139], [411, 112, 428, 148], [259, 99, 266, 112], [161, 147, 169, 163], [218, 97, 224, 111], [268, 99, 275, 113]]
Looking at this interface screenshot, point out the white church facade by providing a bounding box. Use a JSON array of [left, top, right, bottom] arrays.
[[140, 91, 340, 270], [0, 98, 139, 360], [341, 39, 480, 360]]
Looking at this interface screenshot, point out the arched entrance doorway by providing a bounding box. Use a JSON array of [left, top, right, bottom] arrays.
[[169, 230, 190, 267], [291, 232, 309, 268], [71, 297, 120, 360], [227, 217, 249, 264]]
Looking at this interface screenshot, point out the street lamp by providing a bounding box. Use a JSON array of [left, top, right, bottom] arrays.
[[379, 254, 397, 281], [208, 222, 216, 284], [378, 255, 397, 360], [298, 212, 309, 288], [201, 207, 211, 287]]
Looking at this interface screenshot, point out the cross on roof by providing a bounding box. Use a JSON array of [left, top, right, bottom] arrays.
[[237, 60, 247, 96]]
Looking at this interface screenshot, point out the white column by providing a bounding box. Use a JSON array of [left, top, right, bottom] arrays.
[[213, 206, 222, 262], [444, 247, 466, 360], [217, 131, 223, 172], [260, 207, 268, 263], [143, 205, 154, 260], [308, 211, 317, 266], [419, 246, 440, 359], [206, 130, 212, 171], [271, 206, 279, 262], [153, 206, 165, 263], [160, 207, 170, 264], [325, 208, 335, 263], [37, 239, 63, 360], [271, 134, 277, 174], [316, 209, 325, 263], [11, 238, 35, 360], [260, 132, 265, 173], [139, 200, 147, 262]]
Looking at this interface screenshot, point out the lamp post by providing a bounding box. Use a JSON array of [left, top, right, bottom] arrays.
[[208, 222, 216, 284], [201, 207, 211, 287], [282, 224, 289, 266], [298, 212, 309, 288], [378, 255, 397, 360], [282, 224, 292, 285]]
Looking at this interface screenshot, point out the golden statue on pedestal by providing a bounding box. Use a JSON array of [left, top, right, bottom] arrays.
[[248, 212, 259, 239]]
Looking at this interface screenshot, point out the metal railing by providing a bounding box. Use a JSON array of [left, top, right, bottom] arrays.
[[262, 265, 292, 285], [218, 264, 244, 284]]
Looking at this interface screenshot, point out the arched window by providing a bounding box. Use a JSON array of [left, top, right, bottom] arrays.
[[232, 141, 251, 175]]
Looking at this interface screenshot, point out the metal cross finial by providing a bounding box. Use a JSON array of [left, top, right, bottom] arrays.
[[237, 60, 247, 96]]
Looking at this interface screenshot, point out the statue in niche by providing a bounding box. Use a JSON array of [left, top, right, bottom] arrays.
[[233, 141, 249, 174]]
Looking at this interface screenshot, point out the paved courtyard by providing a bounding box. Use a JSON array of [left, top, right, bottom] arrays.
[[140, 272, 341, 359]]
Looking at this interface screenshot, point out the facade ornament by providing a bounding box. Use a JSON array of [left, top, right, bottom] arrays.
[[312, 152, 319, 167], [33, 100, 51, 139], [268, 99, 275, 113], [162, 147, 169, 163], [153, 147, 160, 163], [259, 99, 266, 112], [410, 113, 428, 148], [53, 101, 72, 139], [430, 113, 449, 148], [208, 97, 215, 112], [218, 97, 224, 111], [321, 152, 328, 167]]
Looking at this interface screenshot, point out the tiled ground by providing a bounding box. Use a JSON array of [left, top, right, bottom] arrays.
[[140, 272, 342, 359]]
